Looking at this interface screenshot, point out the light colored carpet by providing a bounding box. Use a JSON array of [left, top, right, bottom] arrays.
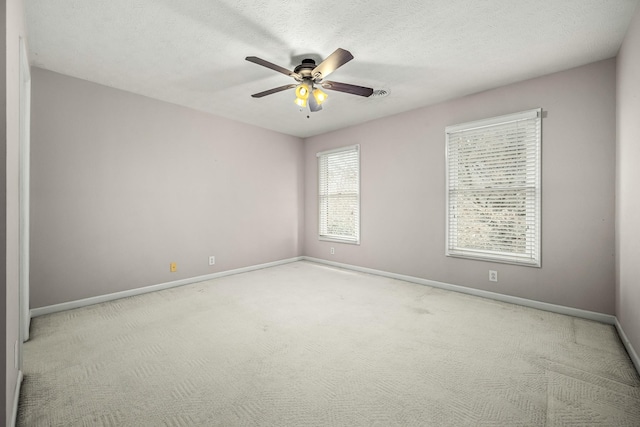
[[18, 261, 640, 426]]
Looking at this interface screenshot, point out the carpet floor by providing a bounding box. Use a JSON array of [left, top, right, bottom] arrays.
[[18, 261, 640, 426]]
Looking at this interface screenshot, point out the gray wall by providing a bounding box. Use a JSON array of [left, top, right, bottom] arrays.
[[304, 59, 617, 315], [30, 68, 304, 308], [617, 5, 640, 361], [29, 52, 624, 320]]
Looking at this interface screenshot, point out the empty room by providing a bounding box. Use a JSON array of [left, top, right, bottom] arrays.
[[2, 0, 640, 425]]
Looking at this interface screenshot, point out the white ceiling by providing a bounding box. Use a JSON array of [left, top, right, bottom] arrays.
[[25, 0, 639, 138]]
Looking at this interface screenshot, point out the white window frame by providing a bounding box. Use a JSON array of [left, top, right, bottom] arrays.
[[445, 108, 542, 267], [317, 145, 360, 244]]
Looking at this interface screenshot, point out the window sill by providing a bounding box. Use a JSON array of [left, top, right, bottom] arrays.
[[446, 252, 540, 268], [319, 236, 360, 245]]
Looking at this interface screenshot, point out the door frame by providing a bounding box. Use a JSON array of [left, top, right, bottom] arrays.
[[19, 36, 31, 346]]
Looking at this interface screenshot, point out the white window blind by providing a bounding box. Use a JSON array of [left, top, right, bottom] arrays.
[[446, 109, 541, 266], [318, 145, 360, 244]]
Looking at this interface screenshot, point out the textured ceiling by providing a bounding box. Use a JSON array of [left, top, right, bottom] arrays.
[[25, 0, 639, 138]]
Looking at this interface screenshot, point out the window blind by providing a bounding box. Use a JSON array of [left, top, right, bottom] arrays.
[[446, 109, 541, 266], [317, 145, 360, 244]]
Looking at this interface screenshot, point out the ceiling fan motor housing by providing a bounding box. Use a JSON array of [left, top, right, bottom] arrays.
[[294, 59, 319, 81]]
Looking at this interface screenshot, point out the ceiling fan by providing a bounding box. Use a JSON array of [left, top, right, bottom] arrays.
[[245, 48, 374, 112]]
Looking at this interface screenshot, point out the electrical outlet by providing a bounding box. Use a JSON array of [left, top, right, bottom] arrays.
[[489, 270, 498, 282], [170, 262, 177, 272], [330, 247, 335, 255], [209, 256, 215, 265]]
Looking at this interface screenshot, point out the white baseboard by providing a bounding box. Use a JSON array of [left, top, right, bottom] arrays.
[[303, 257, 617, 325], [25, 256, 639, 378], [32, 255, 616, 325], [615, 318, 640, 375], [30, 257, 303, 318], [11, 370, 23, 427]]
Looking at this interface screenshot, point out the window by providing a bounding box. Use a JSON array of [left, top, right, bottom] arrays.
[[318, 145, 360, 244], [446, 109, 541, 266]]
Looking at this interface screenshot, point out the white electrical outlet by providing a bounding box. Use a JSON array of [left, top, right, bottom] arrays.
[[489, 270, 498, 282], [330, 247, 335, 255], [209, 256, 215, 265]]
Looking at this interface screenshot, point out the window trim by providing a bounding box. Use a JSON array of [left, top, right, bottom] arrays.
[[445, 108, 542, 267], [317, 144, 361, 245]]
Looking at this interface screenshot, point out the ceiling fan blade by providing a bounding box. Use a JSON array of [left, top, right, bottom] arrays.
[[251, 84, 297, 98], [321, 81, 374, 97], [311, 48, 354, 80], [245, 56, 301, 80], [308, 95, 323, 112]]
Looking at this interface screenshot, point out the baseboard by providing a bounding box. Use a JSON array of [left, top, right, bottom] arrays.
[[25, 256, 639, 378], [302, 257, 617, 325], [30, 257, 303, 318], [11, 370, 23, 427], [615, 318, 640, 375], [31, 254, 617, 325]]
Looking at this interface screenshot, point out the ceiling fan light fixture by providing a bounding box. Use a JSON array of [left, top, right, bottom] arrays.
[[294, 97, 307, 108], [295, 84, 310, 100], [312, 88, 328, 105]]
